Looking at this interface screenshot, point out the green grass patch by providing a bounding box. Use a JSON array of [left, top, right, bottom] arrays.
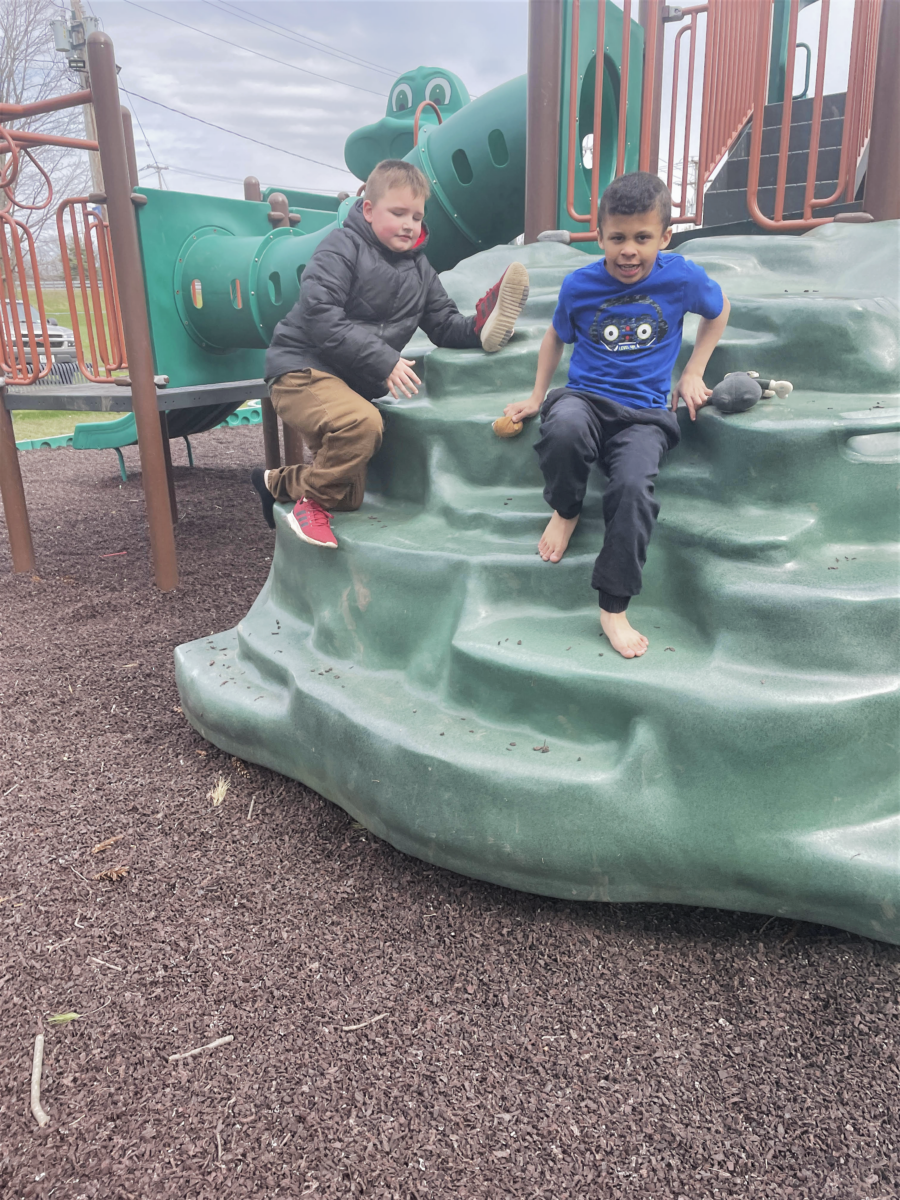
[[13, 409, 123, 441]]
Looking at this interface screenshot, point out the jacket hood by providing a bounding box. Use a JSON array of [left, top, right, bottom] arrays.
[[343, 197, 430, 260]]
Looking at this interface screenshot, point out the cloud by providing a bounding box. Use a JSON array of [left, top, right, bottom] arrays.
[[92, 0, 528, 195]]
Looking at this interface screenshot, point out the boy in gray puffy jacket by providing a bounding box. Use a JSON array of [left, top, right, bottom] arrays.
[[252, 159, 529, 548]]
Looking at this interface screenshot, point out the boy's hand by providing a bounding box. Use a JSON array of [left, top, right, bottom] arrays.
[[385, 358, 421, 399], [672, 372, 712, 421], [504, 395, 542, 424]]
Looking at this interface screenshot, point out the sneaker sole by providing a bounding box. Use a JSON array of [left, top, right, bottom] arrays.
[[480, 263, 530, 353], [286, 510, 338, 548]]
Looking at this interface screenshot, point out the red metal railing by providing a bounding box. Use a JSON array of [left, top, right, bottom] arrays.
[[0, 91, 128, 385], [0, 213, 53, 384], [746, 0, 882, 230], [56, 198, 127, 381], [560, 0, 884, 236], [564, 0, 636, 242]]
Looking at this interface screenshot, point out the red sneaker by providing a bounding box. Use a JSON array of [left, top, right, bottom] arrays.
[[474, 262, 529, 353], [287, 497, 338, 548]]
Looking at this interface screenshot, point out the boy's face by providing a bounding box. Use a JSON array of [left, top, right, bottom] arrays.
[[363, 185, 426, 252], [597, 210, 672, 286]]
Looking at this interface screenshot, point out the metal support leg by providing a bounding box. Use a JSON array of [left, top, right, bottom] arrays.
[[160, 412, 177, 525], [0, 388, 36, 573], [88, 31, 178, 591]]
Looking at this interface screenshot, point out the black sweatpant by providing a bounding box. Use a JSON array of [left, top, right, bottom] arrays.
[[534, 387, 680, 610]]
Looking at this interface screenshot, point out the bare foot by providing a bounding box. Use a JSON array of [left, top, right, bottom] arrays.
[[600, 609, 649, 659], [538, 511, 579, 562]]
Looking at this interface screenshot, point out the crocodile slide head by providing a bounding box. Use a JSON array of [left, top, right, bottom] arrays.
[[344, 67, 470, 182]]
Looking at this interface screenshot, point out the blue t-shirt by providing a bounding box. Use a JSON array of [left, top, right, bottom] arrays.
[[552, 252, 724, 409]]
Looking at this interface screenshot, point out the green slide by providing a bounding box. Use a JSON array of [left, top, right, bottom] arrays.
[[175, 223, 900, 944]]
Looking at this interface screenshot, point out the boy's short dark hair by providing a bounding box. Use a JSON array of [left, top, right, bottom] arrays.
[[598, 172, 672, 233], [365, 159, 430, 205]]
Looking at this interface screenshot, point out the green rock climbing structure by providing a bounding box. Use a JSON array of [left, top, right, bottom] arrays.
[[175, 223, 900, 944]]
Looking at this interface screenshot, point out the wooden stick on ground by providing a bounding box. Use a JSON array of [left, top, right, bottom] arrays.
[[167, 1034, 234, 1063], [341, 1013, 388, 1032], [30, 1034, 50, 1127]]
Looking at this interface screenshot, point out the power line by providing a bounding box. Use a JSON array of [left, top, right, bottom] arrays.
[[204, 0, 400, 80], [164, 164, 348, 193], [119, 87, 351, 174], [120, 0, 387, 98]]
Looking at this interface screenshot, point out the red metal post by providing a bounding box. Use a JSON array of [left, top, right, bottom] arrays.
[[87, 31, 179, 592], [588, 0, 608, 228], [862, 0, 898, 219], [0, 386, 36, 573], [638, 0, 666, 173], [525, 0, 563, 241], [616, 0, 633, 176], [121, 106, 139, 188], [803, 0, 831, 219]]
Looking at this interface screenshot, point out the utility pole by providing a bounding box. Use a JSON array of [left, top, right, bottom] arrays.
[[51, 2, 104, 194]]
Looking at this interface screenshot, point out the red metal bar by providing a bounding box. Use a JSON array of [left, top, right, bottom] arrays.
[[666, 23, 688, 199], [0, 386, 36, 573], [773, 0, 800, 222], [803, 0, 831, 219], [2, 129, 98, 152], [565, 0, 586, 222], [413, 100, 443, 145], [0, 214, 52, 383], [588, 0, 608, 226], [680, 14, 699, 219], [0, 90, 92, 119], [810, 0, 880, 210], [616, 0, 632, 176]]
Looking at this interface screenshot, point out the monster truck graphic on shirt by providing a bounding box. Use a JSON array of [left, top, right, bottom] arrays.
[[588, 294, 669, 352]]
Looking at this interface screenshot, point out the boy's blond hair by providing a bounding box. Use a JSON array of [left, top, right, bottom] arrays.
[[364, 159, 430, 205]]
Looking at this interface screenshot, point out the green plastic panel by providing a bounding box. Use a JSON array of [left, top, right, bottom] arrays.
[[175, 224, 900, 943], [557, 0, 645, 252], [15, 433, 75, 451], [406, 75, 527, 274], [135, 188, 341, 389]]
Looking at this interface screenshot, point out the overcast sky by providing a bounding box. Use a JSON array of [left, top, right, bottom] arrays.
[[76, 1, 857, 208], [86, 1, 529, 199]]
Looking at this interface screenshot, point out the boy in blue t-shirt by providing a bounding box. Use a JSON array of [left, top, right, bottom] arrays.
[[505, 172, 729, 659]]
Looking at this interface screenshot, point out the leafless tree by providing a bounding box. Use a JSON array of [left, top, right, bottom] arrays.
[[1, 0, 90, 263]]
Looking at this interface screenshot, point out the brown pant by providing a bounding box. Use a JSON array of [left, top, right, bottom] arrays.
[[266, 369, 384, 511]]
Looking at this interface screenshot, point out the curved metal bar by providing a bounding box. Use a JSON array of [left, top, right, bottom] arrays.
[[413, 100, 443, 146]]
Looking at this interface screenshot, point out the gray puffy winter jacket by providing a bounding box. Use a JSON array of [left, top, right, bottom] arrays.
[[265, 200, 480, 400]]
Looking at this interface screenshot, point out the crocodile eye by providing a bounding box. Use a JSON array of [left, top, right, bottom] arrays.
[[636, 322, 654, 340], [391, 83, 413, 113], [602, 323, 619, 343], [426, 76, 452, 106]]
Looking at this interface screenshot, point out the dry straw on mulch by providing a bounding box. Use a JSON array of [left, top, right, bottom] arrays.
[[1, 428, 897, 1199]]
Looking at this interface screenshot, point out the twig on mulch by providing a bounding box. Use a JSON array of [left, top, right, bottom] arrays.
[[341, 1013, 388, 1032], [30, 1033, 50, 1127], [167, 1034, 234, 1063], [91, 834, 124, 854]]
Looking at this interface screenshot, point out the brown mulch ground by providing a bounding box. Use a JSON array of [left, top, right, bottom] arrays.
[[1, 427, 897, 1200]]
